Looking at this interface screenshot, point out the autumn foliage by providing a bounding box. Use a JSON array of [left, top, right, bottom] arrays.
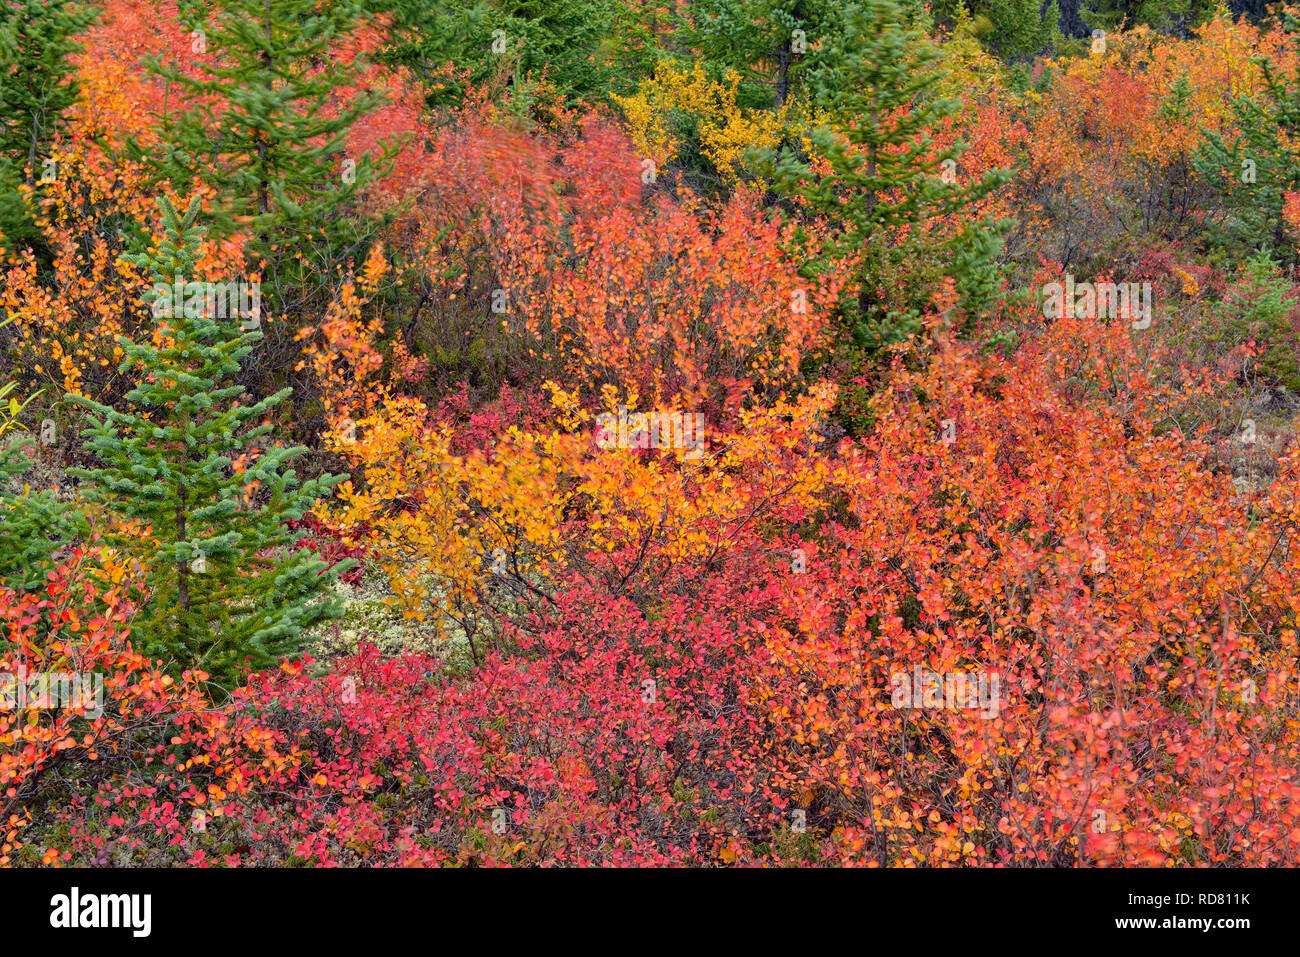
[[3, 1, 1300, 869]]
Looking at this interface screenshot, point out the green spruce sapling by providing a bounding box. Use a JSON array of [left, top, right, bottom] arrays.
[[67, 195, 354, 691]]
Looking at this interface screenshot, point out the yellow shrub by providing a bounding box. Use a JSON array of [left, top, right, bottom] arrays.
[[614, 62, 796, 184]]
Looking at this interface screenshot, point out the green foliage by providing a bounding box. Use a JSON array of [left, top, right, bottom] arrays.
[[374, 0, 635, 110], [135, 0, 393, 308], [931, 0, 1059, 61], [0, 0, 94, 167], [1081, 0, 1216, 34], [766, 0, 1011, 353], [0, 370, 86, 592], [66, 196, 353, 690], [1216, 251, 1300, 393], [0, 0, 96, 258], [0, 438, 87, 592], [672, 0, 835, 109], [1194, 16, 1300, 263]]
